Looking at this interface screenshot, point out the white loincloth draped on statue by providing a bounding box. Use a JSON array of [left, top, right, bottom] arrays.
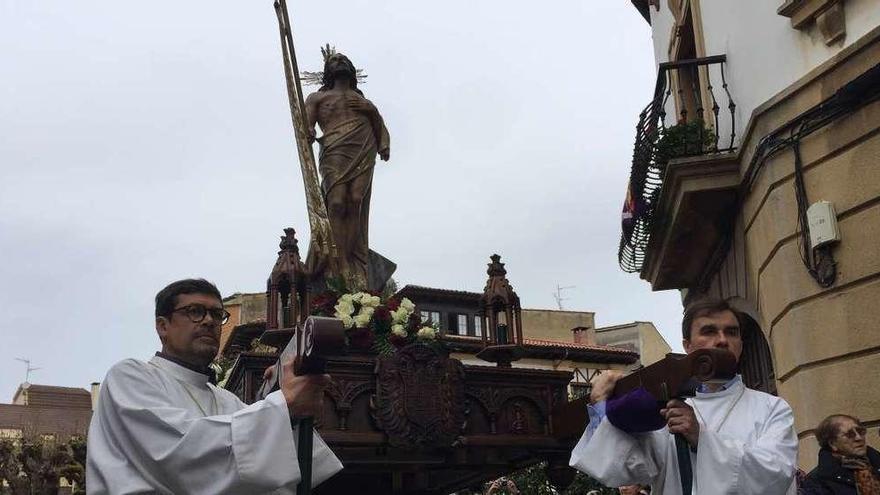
[[86, 355, 343, 494], [569, 376, 798, 495]]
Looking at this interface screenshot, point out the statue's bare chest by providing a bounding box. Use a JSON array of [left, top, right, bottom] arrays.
[[315, 92, 356, 128]]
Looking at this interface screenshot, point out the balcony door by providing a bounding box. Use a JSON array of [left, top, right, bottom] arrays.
[[667, 0, 711, 126]]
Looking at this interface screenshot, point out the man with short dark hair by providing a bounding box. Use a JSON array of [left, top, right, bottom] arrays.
[[570, 298, 798, 494], [87, 279, 342, 494], [801, 414, 880, 494]]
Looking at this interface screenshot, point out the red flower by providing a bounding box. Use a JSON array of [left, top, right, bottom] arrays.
[[373, 307, 391, 323], [385, 298, 400, 311], [388, 332, 408, 348], [310, 292, 339, 316]]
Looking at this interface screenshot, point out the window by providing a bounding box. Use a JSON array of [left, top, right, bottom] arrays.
[[457, 314, 468, 335], [570, 383, 591, 400], [420, 310, 440, 325], [0, 429, 21, 440], [474, 317, 483, 337]]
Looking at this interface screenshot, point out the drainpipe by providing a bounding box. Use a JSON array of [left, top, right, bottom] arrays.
[[90, 382, 100, 411]]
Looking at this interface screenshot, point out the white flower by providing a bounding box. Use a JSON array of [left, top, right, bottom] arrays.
[[400, 298, 415, 312], [392, 308, 410, 324], [362, 295, 381, 308], [334, 300, 355, 318], [391, 325, 407, 338], [340, 314, 354, 329], [353, 314, 371, 328], [416, 326, 437, 340], [359, 306, 375, 318], [351, 292, 367, 303], [339, 293, 354, 304]]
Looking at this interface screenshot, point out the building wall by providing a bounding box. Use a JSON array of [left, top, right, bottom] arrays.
[[648, 0, 880, 149], [700, 31, 880, 469], [641, 2, 880, 470], [595, 322, 672, 366], [520, 309, 595, 342], [636, 322, 674, 366], [220, 292, 268, 354]]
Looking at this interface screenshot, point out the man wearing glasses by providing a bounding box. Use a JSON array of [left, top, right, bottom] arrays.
[[801, 414, 880, 494], [86, 279, 342, 494]]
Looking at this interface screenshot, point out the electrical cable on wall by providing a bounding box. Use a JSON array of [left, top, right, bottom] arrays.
[[791, 137, 836, 287], [736, 61, 880, 287]]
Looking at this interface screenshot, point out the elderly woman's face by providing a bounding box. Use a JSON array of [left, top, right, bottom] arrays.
[[830, 417, 868, 457]]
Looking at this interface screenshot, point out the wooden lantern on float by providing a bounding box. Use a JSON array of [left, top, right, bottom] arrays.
[[262, 228, 310, 347], [476, 254, 524, 367]]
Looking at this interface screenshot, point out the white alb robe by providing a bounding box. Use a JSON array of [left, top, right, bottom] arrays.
[[569, 376, 798, 495], [87, 356, 343, 494]]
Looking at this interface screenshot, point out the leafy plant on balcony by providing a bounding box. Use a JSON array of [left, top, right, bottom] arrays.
[[653, 119, 717, 171]]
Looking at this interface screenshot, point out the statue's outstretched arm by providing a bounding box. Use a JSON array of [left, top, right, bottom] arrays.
[[304, 93, 319, 142]]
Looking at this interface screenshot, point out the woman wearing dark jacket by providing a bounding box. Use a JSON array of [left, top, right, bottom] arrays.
[[801, 414, 880, 495]]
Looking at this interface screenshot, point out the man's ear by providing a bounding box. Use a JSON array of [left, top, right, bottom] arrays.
[[682, 338, 692, 353], [156, 317, 169, 344]]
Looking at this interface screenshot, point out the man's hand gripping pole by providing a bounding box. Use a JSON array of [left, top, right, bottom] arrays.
[[258, 316, 345, 495]]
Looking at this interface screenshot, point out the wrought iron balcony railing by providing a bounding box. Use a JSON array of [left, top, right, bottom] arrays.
[[619, 54, 737, 273]]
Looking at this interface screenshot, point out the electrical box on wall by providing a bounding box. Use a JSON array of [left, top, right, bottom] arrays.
[[807, 200, 840, 249]]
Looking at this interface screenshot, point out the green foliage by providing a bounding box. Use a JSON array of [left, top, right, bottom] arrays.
[[456, 463, 617, 495], [653, 119, 717, 169], [211, 355, 236, 388], [372, 336, 395, 356], [324, 276, 349, 296], [0, 435, 86, 494]]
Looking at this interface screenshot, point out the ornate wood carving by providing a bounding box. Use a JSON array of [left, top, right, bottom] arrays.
[[466, 385, 551, 435], [371, 344, 466, 448], [466, 386, 549, 420], [326, 378, 374, 411]]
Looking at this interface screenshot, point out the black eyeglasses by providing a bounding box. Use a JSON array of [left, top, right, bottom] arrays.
[[171, 304, 230, 325], [839, 426, 867, 440]]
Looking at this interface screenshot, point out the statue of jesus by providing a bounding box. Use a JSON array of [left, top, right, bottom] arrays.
[[305, 52, 390, 289]]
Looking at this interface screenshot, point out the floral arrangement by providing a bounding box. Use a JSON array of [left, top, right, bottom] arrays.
[[311, 288, 440, 355]]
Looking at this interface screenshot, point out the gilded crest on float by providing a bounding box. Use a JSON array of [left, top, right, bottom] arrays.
[[371, 344, 466, 448]]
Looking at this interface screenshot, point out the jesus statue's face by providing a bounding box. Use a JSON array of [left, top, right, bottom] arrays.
[[683, 309, 743, 363], [325, 54, 355, 79]]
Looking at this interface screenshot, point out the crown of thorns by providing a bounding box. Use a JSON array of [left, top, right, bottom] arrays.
[[300, 43, 368, 86]]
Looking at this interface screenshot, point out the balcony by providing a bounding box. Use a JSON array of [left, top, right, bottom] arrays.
[[619, 55, 740, 290]]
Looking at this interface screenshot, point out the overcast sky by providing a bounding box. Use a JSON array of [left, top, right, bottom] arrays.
[[0, 1, 684, 400]]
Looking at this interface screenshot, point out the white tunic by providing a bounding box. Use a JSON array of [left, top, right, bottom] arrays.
[[569, 376, 798, 495], [87, 356, 343, 494]]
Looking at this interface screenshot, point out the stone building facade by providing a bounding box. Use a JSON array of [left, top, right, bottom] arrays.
[[626, 0, 880, 468]]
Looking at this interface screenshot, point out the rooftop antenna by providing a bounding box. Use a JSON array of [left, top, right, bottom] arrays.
[[15, 358, 40, 383], [553, 284, 576, 310]]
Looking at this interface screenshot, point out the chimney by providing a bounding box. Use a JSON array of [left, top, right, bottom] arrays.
[[91, 382, 100, 411], [571, 326, 593, 345]]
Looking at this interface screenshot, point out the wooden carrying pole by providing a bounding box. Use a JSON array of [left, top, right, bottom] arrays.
[[273, 0, 344, 284]]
